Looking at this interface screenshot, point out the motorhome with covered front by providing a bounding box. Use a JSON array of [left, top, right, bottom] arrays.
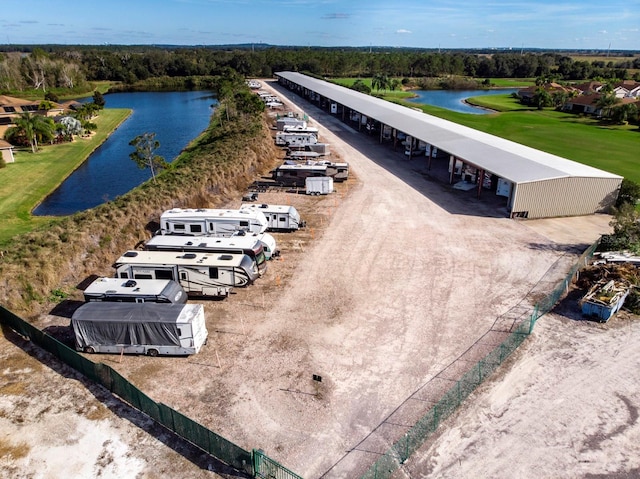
[[113, 250, 260, 297], [83, 277, 187, 304], [159, 208, 268, 237], [239, 203, 304, 231], [71, 302, 208, 356], [143, 233, 267, 275]]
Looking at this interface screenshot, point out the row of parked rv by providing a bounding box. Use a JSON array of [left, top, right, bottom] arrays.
[[270, 114, 349, 193], [71, 204, 304, 357]]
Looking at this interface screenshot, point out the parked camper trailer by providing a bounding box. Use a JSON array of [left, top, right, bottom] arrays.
[[239, 203, 304, 231], [72, 302, 208, 356], [275, 132, 318, 147], [305, 160, 348, 182], [113, 250, 260, 297], [306, 176, 334, 195], [83, 277, 187, 304], [159, 208, 268, 237], [276, 117, 306, 131], [144, 234, 267, 275], [254, 232, 279, 260], [272, 163, 327, 187]]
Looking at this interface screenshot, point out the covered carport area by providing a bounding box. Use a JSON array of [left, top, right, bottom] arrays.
[[275, 71, 622, 219]]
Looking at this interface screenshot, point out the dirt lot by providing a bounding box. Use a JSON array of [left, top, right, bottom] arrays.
[[2, 79, 634, 479]]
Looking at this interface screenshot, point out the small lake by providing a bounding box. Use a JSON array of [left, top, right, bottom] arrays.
[[34, 91, 217, 216], [406, 89, 519, 114]]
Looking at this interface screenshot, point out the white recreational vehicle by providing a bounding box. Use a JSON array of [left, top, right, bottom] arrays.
[[144, 233, 267, 275], [83, 277, 187, 304], [239, 203, 304, 231], [113, 250, 260, 298], [253, 232, 279, 260], [275, 131, 318, 147], [159, 208, 268, 237], [271, 163, 328, 187], [71, 302, 208, 356]]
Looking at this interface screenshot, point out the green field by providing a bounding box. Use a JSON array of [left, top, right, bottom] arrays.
[[0, 108, 131, 245], [392, 93, 640, 183]]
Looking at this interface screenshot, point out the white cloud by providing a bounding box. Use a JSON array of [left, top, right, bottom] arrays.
[[396, 29, 412, 34]]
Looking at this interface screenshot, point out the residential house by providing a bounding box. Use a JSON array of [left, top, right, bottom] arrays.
[[0, 139, 15, 163], [0, 94, 65, 138], [517, 82, 580, 105], [612, 80, 640, 99]]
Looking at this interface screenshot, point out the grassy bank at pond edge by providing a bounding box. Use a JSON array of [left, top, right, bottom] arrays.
[[0, 105, 281, 317], [0, 109, 131, 245]]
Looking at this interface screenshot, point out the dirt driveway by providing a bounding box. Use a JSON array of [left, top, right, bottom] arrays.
[[0, 80, 614, 479]]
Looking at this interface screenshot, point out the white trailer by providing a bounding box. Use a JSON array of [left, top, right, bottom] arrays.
[[144, 233, 267, 276], [254, 232, 279, 260], [275, 131, 318, 147], [306, 176, 333, 195], [72, 302, 208, 356], [276, 117, 306, 131], [83, 277, 187, 304], [113, 250, 260, 297], [239, 203, 305, 231], [159, 208, 268, 237]]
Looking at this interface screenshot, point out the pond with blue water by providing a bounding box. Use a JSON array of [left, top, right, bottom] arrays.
[[34, 90, 217, 216], [406, 89, 519, 114]]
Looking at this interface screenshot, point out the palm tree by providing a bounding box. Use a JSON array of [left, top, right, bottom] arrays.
[[532, 87, 552, 110], [371, 73, 390, 93], [4, 112, 54, 153], [595, 92, 619, 119]]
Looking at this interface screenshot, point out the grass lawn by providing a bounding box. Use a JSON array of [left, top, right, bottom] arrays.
[[389, 93, 640, 183], [0, 108, 131, 246]]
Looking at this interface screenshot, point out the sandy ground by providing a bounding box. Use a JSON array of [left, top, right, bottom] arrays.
[[1, 79, 635, 479]]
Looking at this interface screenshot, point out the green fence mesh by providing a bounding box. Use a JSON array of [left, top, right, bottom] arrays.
[[359, 239, 599, 479], [0, 239, 599, 479]]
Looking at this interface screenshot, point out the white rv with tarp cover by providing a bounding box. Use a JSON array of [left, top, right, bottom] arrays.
[[143, 233, 267, 275], [83, 277, 187, 304], [71, 302, 208, 356], [239, 203, 304, 231], [113, 250, 260, 297], [159, 208, 268, 237]]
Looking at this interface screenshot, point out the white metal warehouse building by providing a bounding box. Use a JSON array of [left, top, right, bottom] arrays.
[[275, 71, 622, 219]]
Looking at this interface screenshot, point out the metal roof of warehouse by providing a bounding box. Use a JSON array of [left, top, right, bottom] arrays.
[[275, 72, 622, 184]]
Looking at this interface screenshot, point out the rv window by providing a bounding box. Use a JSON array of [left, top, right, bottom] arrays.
[[174, 224, 186, 231], [209, 267, 219, 279], [240, 221, 249, 227], [134, 273, 153, 280], [177, 328, 182, 336], [119, 272, 129, 279], [190, 224, 202, 233], [279, 217, 286, 222], [155, 270, 173, 280]]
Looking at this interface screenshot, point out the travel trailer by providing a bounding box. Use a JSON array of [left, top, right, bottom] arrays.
[[271, 163, 328, 187], [254, 232, 279, 260], [159, 208, 268, 237], [276, 117, 306, 131], [143, 233, 267, 275], [239, 203, 304, 231], [306, 176, 334, 195], [113, 250, 260, 297], [275, 131, 318, 147], [71, 302, 208, 356], [82, 277, 187, 304], [311, 160, 349, 182]]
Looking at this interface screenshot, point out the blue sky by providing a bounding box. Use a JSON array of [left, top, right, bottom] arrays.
[[2, 0, 639, 50]]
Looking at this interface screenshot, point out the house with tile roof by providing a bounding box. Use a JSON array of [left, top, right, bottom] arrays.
[[0, 95, 65, 138]]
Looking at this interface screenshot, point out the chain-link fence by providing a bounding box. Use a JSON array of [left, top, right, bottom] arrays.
[[359, 240, 599, 479]]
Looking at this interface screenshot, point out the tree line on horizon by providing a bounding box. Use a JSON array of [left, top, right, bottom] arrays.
[[1, 46, 639, 94]]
